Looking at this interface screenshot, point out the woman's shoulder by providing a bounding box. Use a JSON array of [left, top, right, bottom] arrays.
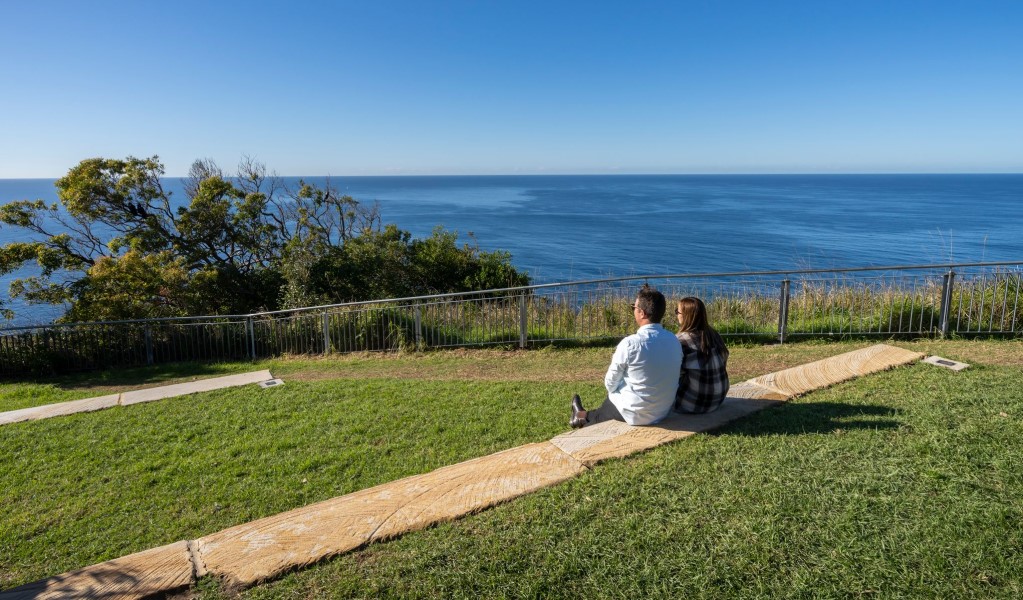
[[676, 330, 700, 349]]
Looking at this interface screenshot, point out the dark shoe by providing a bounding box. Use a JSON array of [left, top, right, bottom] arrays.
[[570, 394, 586, 428], [572, 394, 585, 414]]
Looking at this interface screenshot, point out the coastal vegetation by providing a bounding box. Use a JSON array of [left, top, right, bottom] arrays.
[[0, 156, 528, 322], [1, 269, 1019, 376], [0, 340, 1021, 597]]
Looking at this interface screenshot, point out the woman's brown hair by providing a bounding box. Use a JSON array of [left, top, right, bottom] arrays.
[[675, 296, 726, 355]]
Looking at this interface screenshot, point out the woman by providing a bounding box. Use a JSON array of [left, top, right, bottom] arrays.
[[674, 297, 730, 413]]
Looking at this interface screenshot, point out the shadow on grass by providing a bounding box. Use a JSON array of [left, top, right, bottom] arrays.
[[711, 401, 901, 437]]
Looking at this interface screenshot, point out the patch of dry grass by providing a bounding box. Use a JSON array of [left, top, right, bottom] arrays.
[[271, 347, 609, 383], [900, 338, 1023, 367], [7, 339, 1020, 411], [269, 339, 1021, 385]]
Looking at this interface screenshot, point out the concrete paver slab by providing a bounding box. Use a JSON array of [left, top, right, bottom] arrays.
[[923, 355, 970, 371], [0, 541, 192, 600], [0, 395, 120, 426], [119, 370, 274, 406], [0, 370, 277, 427]]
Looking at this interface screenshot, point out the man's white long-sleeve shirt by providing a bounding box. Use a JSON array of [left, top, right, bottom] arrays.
[[604, 323, 683, 425]]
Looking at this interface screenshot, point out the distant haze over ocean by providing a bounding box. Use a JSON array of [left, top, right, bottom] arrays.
[[2, 174, 1022, 326]]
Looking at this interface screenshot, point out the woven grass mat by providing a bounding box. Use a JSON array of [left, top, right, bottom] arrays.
[[196, 442, 586, 586], [744, 344, 923, 398]]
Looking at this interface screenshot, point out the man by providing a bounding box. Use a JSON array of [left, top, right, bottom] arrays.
[[570, 284, 683, 427]]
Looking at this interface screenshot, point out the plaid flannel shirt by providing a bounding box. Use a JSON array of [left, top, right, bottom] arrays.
[[674, 331, 730, 414]]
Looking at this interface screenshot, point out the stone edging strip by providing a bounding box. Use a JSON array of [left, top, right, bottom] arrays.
[[0, 344, 925, 599], [0, 370, 275, 427]]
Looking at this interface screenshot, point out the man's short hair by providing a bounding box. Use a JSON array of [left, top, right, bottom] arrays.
[[635, 284, 667, 323]]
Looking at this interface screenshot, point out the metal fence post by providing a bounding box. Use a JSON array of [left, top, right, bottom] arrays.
[[322, 311, 330, 355], [778, 279, 791, 343], [144, 325, 154, 365], [246, 317, 256, 360], [519, 293, 528, 349], [414, 304, 423, 350], [939, 269, 956, 337]]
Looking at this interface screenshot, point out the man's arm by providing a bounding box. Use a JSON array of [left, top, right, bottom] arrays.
[[604, 337, 632, 394]]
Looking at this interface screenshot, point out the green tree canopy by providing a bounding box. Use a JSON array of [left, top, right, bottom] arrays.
[[0, 156, 529, 322]]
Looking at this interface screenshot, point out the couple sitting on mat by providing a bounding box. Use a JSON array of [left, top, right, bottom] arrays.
[[570, 285, 730, 428]]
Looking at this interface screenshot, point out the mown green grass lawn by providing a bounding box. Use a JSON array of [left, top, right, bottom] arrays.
[[1, 339, 1022, 598]]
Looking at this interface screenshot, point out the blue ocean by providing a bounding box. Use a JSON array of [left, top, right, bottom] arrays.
[[2, 174, 1021, 325]]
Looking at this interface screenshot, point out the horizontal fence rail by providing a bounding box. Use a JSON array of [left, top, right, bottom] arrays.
[[2, 262, 1021, 375]]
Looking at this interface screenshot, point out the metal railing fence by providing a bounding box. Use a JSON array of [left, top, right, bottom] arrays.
[[1, 262, 1020, 375]]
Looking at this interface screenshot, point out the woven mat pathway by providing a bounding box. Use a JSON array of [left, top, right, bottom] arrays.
[[0, 344, 924, 599], [0, 370, 274, 427]]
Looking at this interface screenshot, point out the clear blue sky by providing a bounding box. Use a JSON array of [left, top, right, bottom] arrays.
[[2, 0, 1021, 177]]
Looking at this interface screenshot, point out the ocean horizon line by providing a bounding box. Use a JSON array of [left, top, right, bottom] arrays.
[[3, 171, 1023, 182]]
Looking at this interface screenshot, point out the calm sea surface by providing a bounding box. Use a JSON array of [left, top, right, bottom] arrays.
[[2, 174, 1021, 325]]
